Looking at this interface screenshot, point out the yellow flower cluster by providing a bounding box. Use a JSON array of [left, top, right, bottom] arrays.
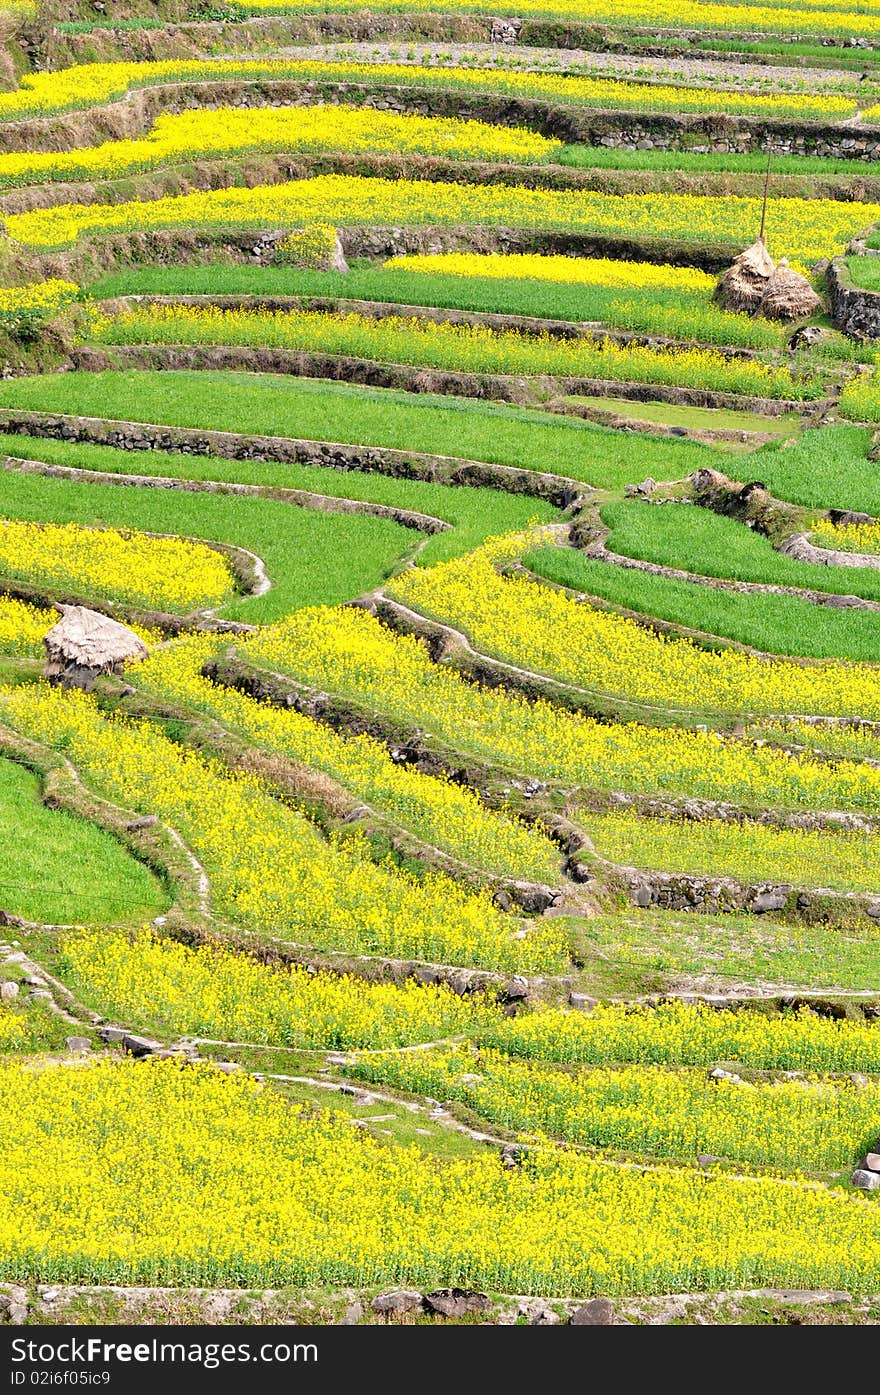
[[0, 596, 52, 657], [6, 1056, 880, 1291], [0, 1004, 25, 1048], [229, 0, 880, 40], [838, 374, 880, 423], [275, 222, 339, 268], [0, 57, 855, 124], [386, 536, 880, 719], [586, 808, 880, 896], [0, 682, 566, 974], [0, 518, 234, 613], [136, 637, 561, 884], [0, 104, 558, 191], [484, 999, 880, 1073], [7, 174, 871, 264], [750, 718, 880, 764], [92, 304, 817, 400], [812, 517, 880, 555], [0, 280, 79, 328], [385, 251, 718, 294], [244, 605, 880, 814], [60, 928, 494, 1048], [348, 1046, 880, 1172]]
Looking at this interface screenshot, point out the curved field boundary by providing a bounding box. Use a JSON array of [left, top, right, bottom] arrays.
[[22, 224, 743, 283], [202, 649, 880, 925], [0, 455, 453, 536], [781, 531, 880, 573], [0, 721, 209, 923], [0, 408, 584, 506], [554, 529, 880, 612], [115, 683, 562, 913], [4, 152, 879, 218], [76, 343, 821, 418], [108, 293, 761, 362], [0, 73, 875, 155]]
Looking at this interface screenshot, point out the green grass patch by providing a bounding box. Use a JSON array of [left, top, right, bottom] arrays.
[[91, 265, 788, 350], [0, 370, 716, 491], [567, 395, 801, 436], [0, 997, 79, 1056], [560, 145, 880, 179], [0, 468, 411, 621], [0, 755, 167, 925], [525, 542, 880, 660], [565, 906, 880, 995], [600, 499, 880, 602], [843, 256, 880, 291], [750, 425, 880, 513], [0, 432, 555, 567]]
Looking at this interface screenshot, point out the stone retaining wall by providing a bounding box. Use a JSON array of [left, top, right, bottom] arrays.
[[828, 257, 880, 339], [4, 74, 880, 164], [0, 408, 581, 506]]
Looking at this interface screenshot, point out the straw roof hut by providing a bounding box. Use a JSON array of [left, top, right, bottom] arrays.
[[757, 258, 821, 321], [715, 237, 775, 314], [43, 605, 148, 687]]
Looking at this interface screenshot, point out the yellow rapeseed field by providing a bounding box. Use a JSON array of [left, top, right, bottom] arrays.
[[135, 637, 561, 883], [0, 57, 855, 123], [7, 175, 872, 263], [387, 535, 880, 718], [0, 682, 567, 973], [92, 303, 817, 399], [0, 518, 234, 613], [482, 999, 880, 1073], [348, 1045, 880, 1171], [60, 928, 495, 1048], [5, 1057, 880, 1291], [0, 105, 559, 190], [0, 596, 53, 657], [812, 518, 880, 555], [245, 604, 880, 812], [384, 251, 718, 293]]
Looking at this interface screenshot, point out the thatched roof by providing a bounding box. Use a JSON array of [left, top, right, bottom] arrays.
[[715, 237, 775, 314], [43, 605, 148, 682], [757, 258, 821, 321]]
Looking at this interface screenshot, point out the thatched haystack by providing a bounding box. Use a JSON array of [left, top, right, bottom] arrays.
[[43, 605, 148, 688], [757, 258, 821, 321], [715, 237, 775, 314]]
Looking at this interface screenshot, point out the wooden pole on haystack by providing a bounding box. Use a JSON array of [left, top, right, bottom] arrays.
[[758, 149, 772, 245]]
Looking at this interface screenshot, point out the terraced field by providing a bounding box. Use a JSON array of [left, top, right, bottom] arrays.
[[3, 0, 880, 1334]]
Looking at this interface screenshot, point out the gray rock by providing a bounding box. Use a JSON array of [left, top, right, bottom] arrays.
[[371, 1291, 424, 1316], [121, 1033, 162, 1058], [569, 993, 597, 1012], [751, 890, 788, 913], [697, 1154, 720, 1169], [710, 1067, 744, 1085], [64, 1036, 91, 1053], [337, 1300, 363, 1325], [126, 815, 158, 831], [851, 1168, 880, 1190], [865, 1152, 880, 1171], [211, 1061, 242, 1075], [424, 1288, 492, 1319], [529, 1304, 560, 1325], [98, 1025, 127, 1043], [0, 980, 19, 1000], [570, 1298, 615, 1325]]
